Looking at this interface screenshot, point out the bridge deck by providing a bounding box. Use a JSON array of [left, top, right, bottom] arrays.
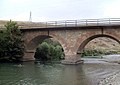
[[1, 18, 120, 29]]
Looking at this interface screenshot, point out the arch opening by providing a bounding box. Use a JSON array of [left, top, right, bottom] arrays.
[[25, 35, 65, 62], [77, 34, 120, 58]]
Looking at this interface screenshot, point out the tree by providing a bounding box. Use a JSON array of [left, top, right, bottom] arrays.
[[34, 39, 65, 62], [34, 42, 50, 61], [0, 20, 24, 62]]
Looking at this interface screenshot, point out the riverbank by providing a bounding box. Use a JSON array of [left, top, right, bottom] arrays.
[[82, 57, 120, 85], [112, 72, 120, 85], [98, 71, 120, 85]]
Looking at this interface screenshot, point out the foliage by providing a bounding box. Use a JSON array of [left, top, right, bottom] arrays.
[[82, 49, 104, 56], [0, 20, 24, 62], [34, 42, 50, 61], [82, 49, 120, 58], [34, 39, 64, 62]]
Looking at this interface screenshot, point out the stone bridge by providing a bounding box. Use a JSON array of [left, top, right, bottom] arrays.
[[1, 18, 120, 64], [17, 18, 120, 64]]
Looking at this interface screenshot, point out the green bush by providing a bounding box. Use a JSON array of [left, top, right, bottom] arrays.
[[34, 42, 50, 61], [34, 39, 64, 62], [82, 49, 105, 57], [82, 49, 120, 58]]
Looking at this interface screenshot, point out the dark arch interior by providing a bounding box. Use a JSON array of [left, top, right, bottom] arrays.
[[26, 35, 52, 50], [77, 34, 120, 54]]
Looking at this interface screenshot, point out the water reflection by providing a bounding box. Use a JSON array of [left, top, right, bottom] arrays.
[[0, 62, 120, 85], [60, 65, 90, 85]]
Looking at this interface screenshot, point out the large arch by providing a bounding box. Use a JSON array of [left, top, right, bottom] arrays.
[[23, 35, 65, 61], [77, 34, 120, 54]]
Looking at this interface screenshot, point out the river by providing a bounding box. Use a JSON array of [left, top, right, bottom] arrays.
[[0, 58, 120, 85]]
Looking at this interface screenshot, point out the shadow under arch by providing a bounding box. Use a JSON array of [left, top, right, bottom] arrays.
[[26, 35, 52, 51], [77, 34, 120, 54]]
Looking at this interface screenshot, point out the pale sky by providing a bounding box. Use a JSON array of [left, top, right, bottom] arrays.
[[1, 0, 120, 22]]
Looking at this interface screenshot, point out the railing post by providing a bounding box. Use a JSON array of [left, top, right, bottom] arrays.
[[109, 18, 111, 24], [75, 20, 77, 26], [97, 19, 99, 26], [55, 21, 57, 27], [65, 21, 67, 27], [46, 22, 47, 28], [86, 20, 88, 26]]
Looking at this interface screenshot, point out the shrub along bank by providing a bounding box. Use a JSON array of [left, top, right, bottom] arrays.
[[82, 49, 120, 58]]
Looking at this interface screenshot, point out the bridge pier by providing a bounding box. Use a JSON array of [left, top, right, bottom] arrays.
[[23, 51, 84, 64], [22, 50, 35, 61], [61, 54, 84, 64]]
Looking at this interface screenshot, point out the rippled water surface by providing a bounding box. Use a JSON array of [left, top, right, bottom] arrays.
[[0, 60, 120, 85]]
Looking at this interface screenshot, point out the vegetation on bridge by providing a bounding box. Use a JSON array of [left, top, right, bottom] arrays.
[[34, 39, 64, 62], [0, 20, 24, 62]]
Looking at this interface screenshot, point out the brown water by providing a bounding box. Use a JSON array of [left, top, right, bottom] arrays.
[[0, 59, 120, 85]]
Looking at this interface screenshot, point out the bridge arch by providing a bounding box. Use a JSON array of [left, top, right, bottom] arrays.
[[24, 35, 65, 61], [77, 34, 120, 54]]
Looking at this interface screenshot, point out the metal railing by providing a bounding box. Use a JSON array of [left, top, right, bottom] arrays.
[[1, 18, 120, 29], [42, 18, 120, 28]]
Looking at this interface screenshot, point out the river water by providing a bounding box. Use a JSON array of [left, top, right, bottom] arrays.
[[0, 59, 120, 85]]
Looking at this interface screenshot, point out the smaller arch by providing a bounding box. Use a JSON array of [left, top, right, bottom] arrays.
[[77, 34, 120, 54]]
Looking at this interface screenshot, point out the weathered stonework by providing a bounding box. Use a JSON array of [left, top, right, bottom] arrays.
[[21, 26, 120, 64]]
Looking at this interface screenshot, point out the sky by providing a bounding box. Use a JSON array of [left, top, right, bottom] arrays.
[[0, 0, 120, 22]]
